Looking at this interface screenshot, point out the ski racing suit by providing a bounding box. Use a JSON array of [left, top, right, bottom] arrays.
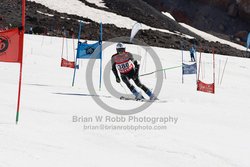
[[111, 51, 154, 99]]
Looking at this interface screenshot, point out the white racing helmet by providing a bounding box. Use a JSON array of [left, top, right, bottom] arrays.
[[116, 42, 126, 53]]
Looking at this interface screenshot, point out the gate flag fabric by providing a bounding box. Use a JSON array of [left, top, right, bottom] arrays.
[[76, 41, 102, 59], [197, 80, 215, 94], [197, 50, 215, 94], [130, 22, 142, 43], [181, 47, 197, 83], [0, 28, 22, 63], [182, 63, 197, 75], [0, 0, 25, 124], [72, 22, 103, 89], [61, 58, 76, 69]]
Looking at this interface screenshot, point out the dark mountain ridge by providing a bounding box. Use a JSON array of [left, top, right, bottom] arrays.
[[0, 0, 249, 57], [143, 0, 250, 45]]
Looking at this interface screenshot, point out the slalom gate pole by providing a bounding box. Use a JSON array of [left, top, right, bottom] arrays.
[[16, 0, 26, 124], [220, 58, 228, 85], [61, 37, 65, 60], [197, 51, 202, 81], [213, 48, 215, 93], [195, 50, 198, 82], [66, 38, 68, 60], [72, 21, 83, 86], [72, 34, 76, 63], [218, 59, 221, 85], [202, 59, 205, 79], [181, 48, 184, 84], [16, 62, 23, 124], [99, 22, 103, 91]]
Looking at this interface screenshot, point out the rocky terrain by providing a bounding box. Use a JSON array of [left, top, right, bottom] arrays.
[[143, 0, 250, 45], [0, 0, 249, 57]]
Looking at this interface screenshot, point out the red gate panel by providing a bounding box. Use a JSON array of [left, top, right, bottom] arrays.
[[61, 58, 75, 69], [197, 80, 215, 94]]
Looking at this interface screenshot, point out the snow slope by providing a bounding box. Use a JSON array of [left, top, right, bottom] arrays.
[[162, 12, 175, 21], [0, 34, 250, 167], [85, 0, 107, 8], [29, 0, 248, 53], [161, 12, 247, 51], [180, 23, 247, 51]]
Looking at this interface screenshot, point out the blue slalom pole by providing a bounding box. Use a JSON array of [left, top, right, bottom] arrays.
[[99, 51, 102, 91], [181, 44, 184, 84], [99, 22, 103, 91], [246, 33, 250, 56], [247, 32, 250, 49], [72, 21, 83, 86]]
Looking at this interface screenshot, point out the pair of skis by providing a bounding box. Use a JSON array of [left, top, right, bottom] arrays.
[[120, 96, 166, 103]]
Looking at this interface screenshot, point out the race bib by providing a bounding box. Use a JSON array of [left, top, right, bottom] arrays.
[[116, 60, 134, 74]]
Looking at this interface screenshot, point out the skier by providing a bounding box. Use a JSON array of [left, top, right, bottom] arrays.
[[111, 42, 157, 100], [190, 46, 196, 62], [29, 26, 33, 34]]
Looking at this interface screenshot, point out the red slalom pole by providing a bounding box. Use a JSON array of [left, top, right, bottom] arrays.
[[213, 48, 215, 94], [16, 61, 23, 124], [16, 0, 26, 124]]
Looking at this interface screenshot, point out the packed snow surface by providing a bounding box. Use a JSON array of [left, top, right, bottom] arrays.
[[0, 34, 250, 167]]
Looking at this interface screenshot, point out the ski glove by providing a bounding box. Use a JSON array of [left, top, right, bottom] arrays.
[[116, 77, 121, 83], [133, 61, 140, 80]]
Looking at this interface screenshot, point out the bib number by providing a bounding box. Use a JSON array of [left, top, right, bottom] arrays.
[[116, 60, 134, 73]]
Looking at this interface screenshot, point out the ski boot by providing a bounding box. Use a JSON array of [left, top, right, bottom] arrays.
[[132, 89, 145, 100], [146, 90, 158, 100]]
